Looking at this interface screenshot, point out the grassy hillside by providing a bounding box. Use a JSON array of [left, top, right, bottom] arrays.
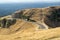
[[0, 6, 60, 40]]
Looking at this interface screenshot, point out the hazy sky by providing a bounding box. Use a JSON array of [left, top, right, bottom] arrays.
[[0, 0, 60, 3]]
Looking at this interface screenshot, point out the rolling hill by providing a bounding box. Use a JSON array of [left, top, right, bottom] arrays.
[[0, 6, 60, 40]]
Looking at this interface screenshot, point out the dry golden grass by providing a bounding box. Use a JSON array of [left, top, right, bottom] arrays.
[[0, 6, 60, 40], [0, 19, 60, 40], [0, 27, 60, 40], [0, 19, 39, 35]]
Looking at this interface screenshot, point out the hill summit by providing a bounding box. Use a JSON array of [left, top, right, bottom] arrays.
[[12, 6, 60, 28]]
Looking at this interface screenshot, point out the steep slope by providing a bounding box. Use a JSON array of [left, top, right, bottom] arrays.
[[12, 6, 60, 28], [0, 6, 60, 40]]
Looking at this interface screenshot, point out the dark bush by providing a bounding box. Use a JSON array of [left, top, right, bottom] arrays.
[[0, 18, 16, 28], [28, 19, 36, 22], [6, 18, 16, 28]]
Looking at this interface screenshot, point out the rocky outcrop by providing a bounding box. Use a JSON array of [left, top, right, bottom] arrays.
[[12, 6, 60, 28]]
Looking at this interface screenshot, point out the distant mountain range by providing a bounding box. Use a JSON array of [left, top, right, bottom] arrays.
[[0, 2, 60, 17]]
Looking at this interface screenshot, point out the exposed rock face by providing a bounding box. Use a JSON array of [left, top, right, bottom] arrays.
[[12, 10, 23, 19], [12, 6, 60, 28]]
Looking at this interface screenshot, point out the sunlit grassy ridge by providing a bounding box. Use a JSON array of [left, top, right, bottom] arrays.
[[0, 6, 60, 40]]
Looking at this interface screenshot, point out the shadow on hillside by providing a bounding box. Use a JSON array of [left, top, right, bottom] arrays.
[[44, 8, 60, 28]]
